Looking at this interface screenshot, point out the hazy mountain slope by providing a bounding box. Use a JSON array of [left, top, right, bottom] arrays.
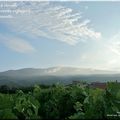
[[0, 67, 120, 87], [0, 67, 118, 77]]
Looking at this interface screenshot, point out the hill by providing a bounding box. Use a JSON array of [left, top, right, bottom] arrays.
[[0, 67, 120, 87]]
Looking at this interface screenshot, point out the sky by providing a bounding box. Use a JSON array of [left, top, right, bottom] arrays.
[[0, 1, 120, 72]]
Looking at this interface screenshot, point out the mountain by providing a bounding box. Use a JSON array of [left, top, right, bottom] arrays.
[[0, 67, 118, 77], [0, 67, 120, 87]]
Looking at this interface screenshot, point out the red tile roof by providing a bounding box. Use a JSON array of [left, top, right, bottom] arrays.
[[90, 82, 107, 89]]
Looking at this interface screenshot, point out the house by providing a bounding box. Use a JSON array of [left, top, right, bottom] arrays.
[[90, 82, 107, 89]]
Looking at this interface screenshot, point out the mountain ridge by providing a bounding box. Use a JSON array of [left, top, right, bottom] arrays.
[[0, 66, 120, 87], [0, 66, 119, 77]]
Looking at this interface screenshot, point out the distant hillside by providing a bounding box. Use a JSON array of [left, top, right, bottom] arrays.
[[0, 67, 118, 77], [0, 67, 120, 87]]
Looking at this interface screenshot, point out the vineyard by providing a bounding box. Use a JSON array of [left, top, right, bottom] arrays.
[[0, 82, 120, 119]]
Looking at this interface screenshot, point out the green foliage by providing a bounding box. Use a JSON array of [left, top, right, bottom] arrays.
[[69, 102, 85, 119], [0, 109, 17, 119], [0, 82, 120, 119], [103, 82, 120, 118], [13, 90, 40, 119], [83, 88, 105, 119], [33, 85, 41, 99]]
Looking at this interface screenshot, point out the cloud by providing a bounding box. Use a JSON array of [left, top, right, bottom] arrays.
[[46, 67, 62, 73], [108, 32, 120, 56], [56, 50, 65, 55], [70, 32, 120, 70], [0, 34, 35, 53], [80, 54, 88, 60], [5, 1, 101, 45], [107, 59, 117, 65], [85, 6, 88, 10]]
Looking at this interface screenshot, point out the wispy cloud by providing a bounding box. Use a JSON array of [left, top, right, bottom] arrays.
[[108, 32, 120, 56], [85, 6, 88, 10], [0, 34, 35, 53], [6, 1, 101, 45], [78, 32, 120, 70], [56, 50, 65, 55]]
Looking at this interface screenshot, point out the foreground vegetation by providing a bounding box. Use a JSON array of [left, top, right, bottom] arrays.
[[0, 82, 120, 119]]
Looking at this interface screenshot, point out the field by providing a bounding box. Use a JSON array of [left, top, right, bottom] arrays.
[[0, 82, 120, 119]]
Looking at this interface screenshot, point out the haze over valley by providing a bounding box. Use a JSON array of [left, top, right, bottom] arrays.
[[0, 67, 120, 87]]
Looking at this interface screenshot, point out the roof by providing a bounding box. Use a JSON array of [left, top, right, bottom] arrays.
[[90, 82, 107, 89]]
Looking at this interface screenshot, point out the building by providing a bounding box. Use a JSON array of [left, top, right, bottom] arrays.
[[90, 82, 107, 89]]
